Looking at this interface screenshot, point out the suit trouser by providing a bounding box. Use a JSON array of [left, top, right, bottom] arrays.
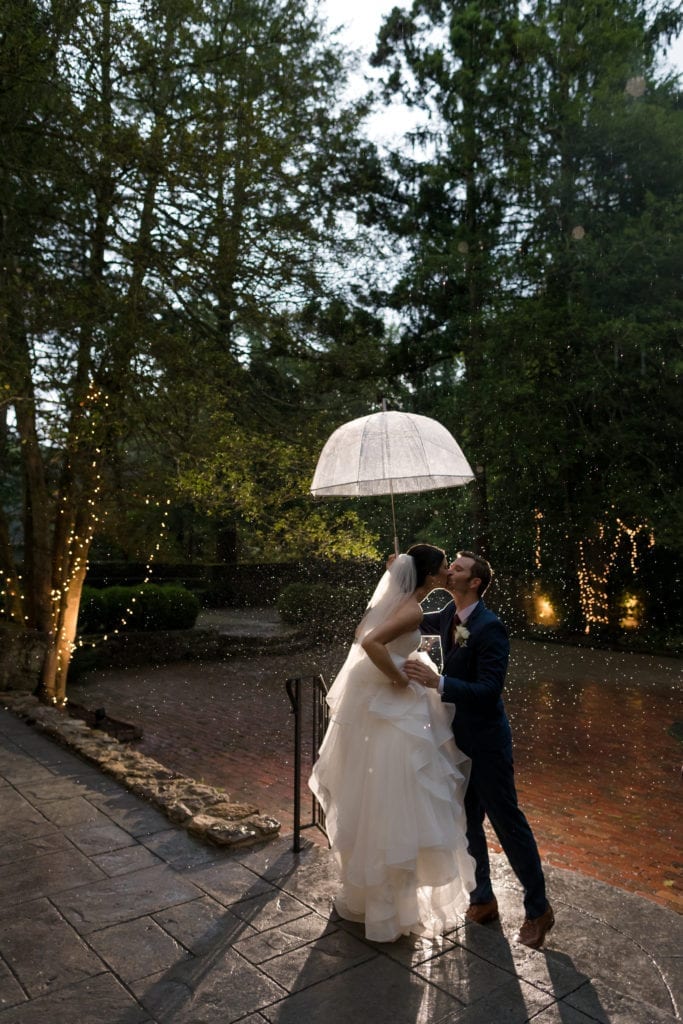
[[464, 741, 547, 918]]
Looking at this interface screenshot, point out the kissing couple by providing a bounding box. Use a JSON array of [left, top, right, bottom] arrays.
[[309, 543, 554, 947]]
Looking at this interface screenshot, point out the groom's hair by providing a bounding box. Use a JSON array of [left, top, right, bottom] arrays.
[[457, 550, 493, 597]]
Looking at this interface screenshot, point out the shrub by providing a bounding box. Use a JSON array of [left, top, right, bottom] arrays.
[[277, 581, 368, 642], [78, 587, 109, 634], [78, 584, 199, 634]]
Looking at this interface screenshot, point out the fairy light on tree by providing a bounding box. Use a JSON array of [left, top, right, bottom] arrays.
[[533, 509, 544, 571], [95, 499, 171, 639], [529, 510, 653, 633], [528, 510, 559, 627], [73, 497, 172, 649], [40, 382, 109, 702], [577, 518, 653, 634], [578, 527, 611, 631]]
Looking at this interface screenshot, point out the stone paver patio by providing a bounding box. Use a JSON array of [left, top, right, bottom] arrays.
[[0, 706, 681, 1024]]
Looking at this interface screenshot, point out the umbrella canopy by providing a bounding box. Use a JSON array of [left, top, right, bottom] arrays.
[[310, 410, 475, 497]]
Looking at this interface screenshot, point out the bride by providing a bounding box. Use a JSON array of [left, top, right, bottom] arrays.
[[309, 544, 475, 943]]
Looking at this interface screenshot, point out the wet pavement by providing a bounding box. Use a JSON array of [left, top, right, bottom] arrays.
[[0, 706, 681, 1024], [69, 609, 683, 916], [504, 642, 682, 915]]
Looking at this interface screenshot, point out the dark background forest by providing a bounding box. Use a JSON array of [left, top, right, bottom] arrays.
[[1, 0, 681, 700]]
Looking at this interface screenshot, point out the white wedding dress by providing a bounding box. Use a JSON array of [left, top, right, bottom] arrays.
[[309, 628, 475, 943]]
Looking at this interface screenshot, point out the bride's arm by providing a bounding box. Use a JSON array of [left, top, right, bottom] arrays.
[[360, 603, 422, 687]]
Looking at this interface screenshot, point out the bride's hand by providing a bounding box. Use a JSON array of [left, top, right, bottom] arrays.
[[391, 672, 410, 688]]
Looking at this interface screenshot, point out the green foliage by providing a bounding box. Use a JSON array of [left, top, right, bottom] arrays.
[[78, 585, 199, 634], [369, 0, 683, 629], [175, 407, 381, 561], [2, 0, 681, 666], [277, 582, 369, 643], [0, 0, 384, 695]]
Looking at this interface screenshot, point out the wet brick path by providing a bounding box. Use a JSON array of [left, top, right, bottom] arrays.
[[69, 635, 682, 916]]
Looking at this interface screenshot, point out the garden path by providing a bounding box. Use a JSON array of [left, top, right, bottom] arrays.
[[68, 611, 683, 916]]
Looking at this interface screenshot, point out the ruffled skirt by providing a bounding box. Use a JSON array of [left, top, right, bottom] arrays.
[[309, 650, 475, 942]]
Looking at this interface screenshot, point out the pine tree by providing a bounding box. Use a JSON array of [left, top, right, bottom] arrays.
[[370, 0, 682, 628], [0, 0, 378, 699]]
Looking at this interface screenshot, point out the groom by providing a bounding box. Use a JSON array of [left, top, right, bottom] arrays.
[[404, 550, 555, 949]]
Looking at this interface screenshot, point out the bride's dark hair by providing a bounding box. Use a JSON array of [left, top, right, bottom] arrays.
[[406, 543, 446, 587]]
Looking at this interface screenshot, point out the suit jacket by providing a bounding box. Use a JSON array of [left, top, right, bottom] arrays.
[[421, 599, 512, 757]]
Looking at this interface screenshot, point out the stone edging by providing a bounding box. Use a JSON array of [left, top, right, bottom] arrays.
[[2, 692, 281, 849]]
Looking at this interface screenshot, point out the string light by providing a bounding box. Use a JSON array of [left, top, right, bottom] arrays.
[[533, 510, 544, 571], [2, 381, 173, 705], [38, 382, 109, 700], [0, 570, 25, 622], [528, 512, 652, 635], [75, 498, 171, 644], [577, 518, 652, 633]]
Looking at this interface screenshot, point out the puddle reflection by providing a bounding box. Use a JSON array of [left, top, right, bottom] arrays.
[[505, 641, 681, 911]]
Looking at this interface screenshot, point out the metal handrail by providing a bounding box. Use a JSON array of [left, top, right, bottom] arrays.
[[286, 674, 329, 852]]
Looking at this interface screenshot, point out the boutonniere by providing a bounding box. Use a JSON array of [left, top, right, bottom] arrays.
[[454, 624, 470, 647]]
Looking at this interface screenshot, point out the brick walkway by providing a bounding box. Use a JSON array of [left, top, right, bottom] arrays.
[[69, 634, 682, 917], [504, 642, 682, 916]]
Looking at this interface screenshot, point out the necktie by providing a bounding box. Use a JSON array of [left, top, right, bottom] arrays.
[[452, 613, 461, 645]]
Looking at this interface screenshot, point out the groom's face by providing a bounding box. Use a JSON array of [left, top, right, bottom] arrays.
[[447, 556, 478, 598]]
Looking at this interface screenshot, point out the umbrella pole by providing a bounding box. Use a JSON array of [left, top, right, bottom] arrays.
[[381, 397, 400, 556], [389, 482, 399, 556]]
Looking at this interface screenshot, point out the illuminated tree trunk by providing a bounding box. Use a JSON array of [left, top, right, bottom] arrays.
[[41, 537, 91, 704]]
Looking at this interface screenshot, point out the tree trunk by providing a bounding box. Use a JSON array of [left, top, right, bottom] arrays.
[[42, 544, 90, 704]]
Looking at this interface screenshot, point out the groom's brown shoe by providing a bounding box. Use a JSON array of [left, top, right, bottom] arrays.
[[465, 898, 499, 924], [518, 903, 555, 949]]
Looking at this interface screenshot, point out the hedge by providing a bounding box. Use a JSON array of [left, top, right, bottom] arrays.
[[276, 581, 369, 643], [78, 584, 199, 634]]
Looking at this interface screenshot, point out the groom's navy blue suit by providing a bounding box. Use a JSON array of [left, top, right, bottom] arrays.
[[421, 599, 547, 918]]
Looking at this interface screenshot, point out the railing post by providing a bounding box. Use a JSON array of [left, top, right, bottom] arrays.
[[286, 674, 328, 853], [285, 677, 302, 853], [312, 673, 327, 831]]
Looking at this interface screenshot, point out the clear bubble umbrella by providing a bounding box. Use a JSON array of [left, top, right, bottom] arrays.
[[310, 408, 475, 554]]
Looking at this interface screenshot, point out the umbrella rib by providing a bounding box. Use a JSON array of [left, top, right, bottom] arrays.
[[411, 418, 431, 477]]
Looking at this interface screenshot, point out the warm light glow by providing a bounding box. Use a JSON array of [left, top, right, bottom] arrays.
[[619, 592, 643, 630], [535, 595, 557, 625], [530, 581, 559, 627]]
